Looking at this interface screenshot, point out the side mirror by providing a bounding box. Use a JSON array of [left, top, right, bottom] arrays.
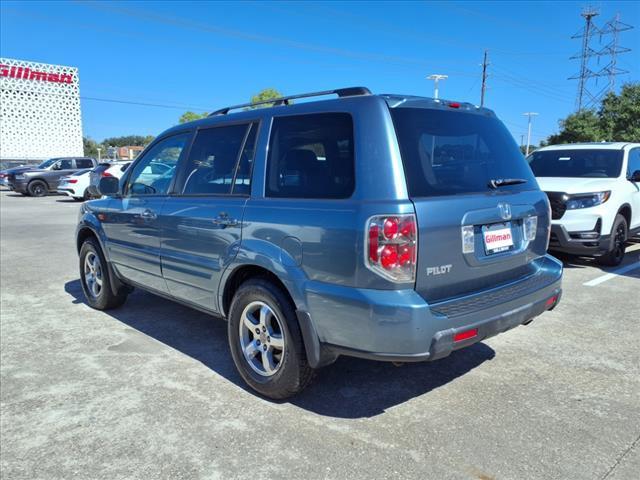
[[629, 170, 640, 182], [98, 176, 120, 196]]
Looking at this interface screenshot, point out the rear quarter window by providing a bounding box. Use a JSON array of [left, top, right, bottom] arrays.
[[266, 113, 354, 199]]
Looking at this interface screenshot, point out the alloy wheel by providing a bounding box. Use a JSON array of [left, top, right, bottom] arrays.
[[238, 301, 285, 377], [83, 252, 103, 299]]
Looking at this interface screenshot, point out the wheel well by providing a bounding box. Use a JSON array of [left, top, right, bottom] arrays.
[[618, 205, 632, 228], [28, 178, 49, 188], [77, 227, 98, 253], [222, 265, 295, 318]]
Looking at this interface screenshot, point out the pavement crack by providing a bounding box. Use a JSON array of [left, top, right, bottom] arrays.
[[600, 433, 640, 480]]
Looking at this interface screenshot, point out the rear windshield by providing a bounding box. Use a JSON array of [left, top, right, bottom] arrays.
[[391, 108, 535, 197], [527, 149, 623, 178]]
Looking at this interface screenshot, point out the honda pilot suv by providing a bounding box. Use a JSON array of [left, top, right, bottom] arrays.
[[76, 87, 563, 399]]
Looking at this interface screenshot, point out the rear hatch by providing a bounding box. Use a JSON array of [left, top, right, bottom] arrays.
[[390, 104, 550, 303]]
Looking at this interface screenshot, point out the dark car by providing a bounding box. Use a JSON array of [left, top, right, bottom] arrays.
[[2, 158, 61, 190], [77, 87, 562, 398], [11, 157, 97, 196]]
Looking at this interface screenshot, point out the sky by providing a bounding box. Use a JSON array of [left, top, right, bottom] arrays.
[[1, 0, 639, 145]]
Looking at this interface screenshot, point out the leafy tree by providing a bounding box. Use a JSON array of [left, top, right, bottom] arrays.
[[547, 82, 639, 144], [247, 88, 284, 109], [83, 136, 100, 157], [179, 111, 208, 123], [599, 83, 640, 141], [547, 110, 603, 144], [101, 135, 154, 147]]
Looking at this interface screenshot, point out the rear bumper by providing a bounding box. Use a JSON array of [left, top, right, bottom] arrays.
[[57, 188, 77, 197], [549, 223, 610, 256], [301, 255, 563, 367], [11, 182, 28, 193]]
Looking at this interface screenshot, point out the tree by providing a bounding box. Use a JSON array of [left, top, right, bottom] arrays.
[[546, 110, 603, 144], [247, 88, 284, 109], [547, 82, 640, 144], [83, 136, 100, 157], [179, 111, 208, 123], [599, 83, 640, 141], [101, 135, 154, 147]]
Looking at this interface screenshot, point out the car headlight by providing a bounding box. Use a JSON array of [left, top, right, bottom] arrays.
[[565, 191, 611, 210]]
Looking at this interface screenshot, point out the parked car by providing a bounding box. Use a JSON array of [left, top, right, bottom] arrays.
[[11, 157, 97, 197], [87, 161, 132, 198], [56, 169, 93, 201], [528, 142, 640, 266], [3, 158, 64, 191], [76, 87, 563, 398]]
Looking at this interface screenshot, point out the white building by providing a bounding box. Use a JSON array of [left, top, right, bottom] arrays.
[[0, 58, 84, 162]]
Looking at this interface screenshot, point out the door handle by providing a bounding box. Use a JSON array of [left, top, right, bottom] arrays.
[[140, 209, 157, 220], [213, 213, 239, 227]]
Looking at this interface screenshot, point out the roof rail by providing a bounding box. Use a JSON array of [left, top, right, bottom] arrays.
[[208, 87, 371, 116]]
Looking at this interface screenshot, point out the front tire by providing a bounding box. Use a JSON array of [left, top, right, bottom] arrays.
[[27, 180, 48, 197], [228, 278, 314, 399], [79, 238, 128, 310], [598, 214, 628, 267]]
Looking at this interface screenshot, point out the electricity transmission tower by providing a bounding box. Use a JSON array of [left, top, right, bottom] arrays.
[[569, 8, 633, 111]]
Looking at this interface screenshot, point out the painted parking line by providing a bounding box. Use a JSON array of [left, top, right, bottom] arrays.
[[583, 261, 640, 287]]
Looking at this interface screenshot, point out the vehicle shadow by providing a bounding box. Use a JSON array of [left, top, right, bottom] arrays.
[[55, 198, 81, 203], [64, 279, 496, 418]]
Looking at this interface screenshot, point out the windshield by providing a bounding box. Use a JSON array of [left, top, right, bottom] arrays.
[[391, 108, 536, 197], [527, 149, 623, 178], [38, 158, 59, 169]]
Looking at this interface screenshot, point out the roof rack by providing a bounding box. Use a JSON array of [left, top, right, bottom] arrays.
[[208, 87, 371, 116]]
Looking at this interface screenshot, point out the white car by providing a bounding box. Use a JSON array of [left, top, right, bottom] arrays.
[[56, 169, 92, 201], [528, 142, 640, 265]]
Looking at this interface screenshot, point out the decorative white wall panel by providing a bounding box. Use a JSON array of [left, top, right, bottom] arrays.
[[1, 58, 83, 161]]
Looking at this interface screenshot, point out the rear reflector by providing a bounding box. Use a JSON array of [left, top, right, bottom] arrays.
[[545, 295, 558, 308], [454, 328, 478, 342]]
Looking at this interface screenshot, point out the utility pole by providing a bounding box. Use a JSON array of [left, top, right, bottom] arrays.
[[480, 50, 489, 107], [523, 112, 538, 156], [97, 147, 101, 162], [427, 74, 448, 99]]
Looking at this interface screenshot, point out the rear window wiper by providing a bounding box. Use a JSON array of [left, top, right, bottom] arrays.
[[488, 178, 528, 189]]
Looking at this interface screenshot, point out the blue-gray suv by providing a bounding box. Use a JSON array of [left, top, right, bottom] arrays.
[[76, 87, 563, 398]]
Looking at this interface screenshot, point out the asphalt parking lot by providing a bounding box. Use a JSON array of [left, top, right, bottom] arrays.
[[1, 190, 638, 480]]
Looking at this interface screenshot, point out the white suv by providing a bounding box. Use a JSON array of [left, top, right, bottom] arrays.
[[528, 142, 640, 266]]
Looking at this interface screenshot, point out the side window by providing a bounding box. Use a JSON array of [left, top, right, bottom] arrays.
[[59, 159, 73, 169], [628, 148, 640, 179], [266, 113, 354, 198], [76, 158, 94, 168], [125, 133, 189, 196], [181, 123, 252, 195], [234, 123, 258, 195]]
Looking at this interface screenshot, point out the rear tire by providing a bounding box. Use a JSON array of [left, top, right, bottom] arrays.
[[79, 238, 128, 310], [228, 278, 314, 399], [28, 180, 48, 197], [597, 214, 627, 267]]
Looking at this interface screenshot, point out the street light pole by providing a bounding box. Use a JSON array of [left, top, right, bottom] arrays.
[[427, 74, 448, 99], [523, 112, 539, 156]]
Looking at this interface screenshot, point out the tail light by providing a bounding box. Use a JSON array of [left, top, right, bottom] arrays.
[[523, 216, 538, 241], [101, 170, 113, 177], [366, 214, 417, 282], [68, 179, 78, 184]]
